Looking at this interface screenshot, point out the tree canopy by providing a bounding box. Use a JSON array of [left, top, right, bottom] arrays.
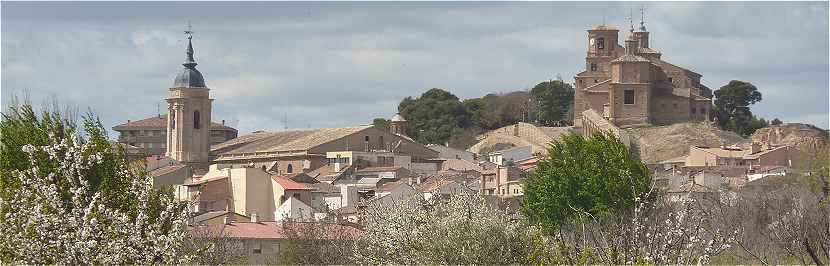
[[531, 79, 574, 126], [713, 80, 764, 136], [521, 132, 652, 230]]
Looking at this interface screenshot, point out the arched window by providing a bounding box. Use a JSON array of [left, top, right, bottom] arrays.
[[286, 164, 293, 174], [170, 112, 176, 129], [590, 63, 598, 71], [597, 37, 605, 50], [193, 110, 201, 129]]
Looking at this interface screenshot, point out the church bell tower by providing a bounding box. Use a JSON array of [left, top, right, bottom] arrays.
[[166, 25, 212, 165]]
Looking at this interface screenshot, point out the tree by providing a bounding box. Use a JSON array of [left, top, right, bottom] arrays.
[[531, 79, 574, 126], [713, 80, 763, 136], [522, 132, 652, 230], [372, 117, 390, 131], [771, 118, 783, 125], [398, 88, 471, 146], [353, 194, 532, 264], [0, 103, 196, 263]]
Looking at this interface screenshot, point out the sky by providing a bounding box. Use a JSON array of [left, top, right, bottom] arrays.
[[2, 1, 828, 137]]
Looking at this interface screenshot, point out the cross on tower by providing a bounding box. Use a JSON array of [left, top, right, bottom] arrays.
[[184, 21, 193, 39]]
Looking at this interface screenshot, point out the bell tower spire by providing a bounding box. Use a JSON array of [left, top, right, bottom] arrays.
[[166, 21, 213, 168]]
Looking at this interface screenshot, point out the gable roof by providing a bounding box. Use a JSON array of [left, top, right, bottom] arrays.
[[272, 176, 313, 190], [112, 115, 236, 131], [212, 125, 372, 155], [149, 164, 187, 178]]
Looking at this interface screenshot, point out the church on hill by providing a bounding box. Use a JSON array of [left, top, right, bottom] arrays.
[[573, 12, 713, 129]]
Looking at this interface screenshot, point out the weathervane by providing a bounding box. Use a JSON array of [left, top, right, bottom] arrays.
[[639, 6, 647, 31], [627, 9, 634, 33]]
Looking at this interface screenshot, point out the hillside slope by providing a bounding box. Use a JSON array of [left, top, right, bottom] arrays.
[[751, 123, 828, 151], [625, 122, 746, 164]]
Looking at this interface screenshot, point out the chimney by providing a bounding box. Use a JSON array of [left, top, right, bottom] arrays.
[[223, 216, 232, 225], [127, 119, 131, 123], [416, 175, 423, 184], [222, 119, 225, 125], [251, 213, 258, 223]]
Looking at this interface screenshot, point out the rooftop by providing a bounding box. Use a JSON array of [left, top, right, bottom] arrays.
[[112, 115, 236, 131], [192, 221, 363, 240], [211, 125, 373, 155]]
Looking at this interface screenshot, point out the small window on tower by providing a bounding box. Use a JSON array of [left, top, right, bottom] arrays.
[[193, 111, 200, 129], [623, 90, 635, 105], [597, 37, 605, 50], [287, 164, 293, 174], [590, 63, 597, 71]]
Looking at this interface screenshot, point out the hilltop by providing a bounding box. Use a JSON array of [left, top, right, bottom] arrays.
[[626, 122, 828, 164], [626, 122, 746, 164]]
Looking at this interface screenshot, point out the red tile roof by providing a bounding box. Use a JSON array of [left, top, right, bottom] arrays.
[[193, 221, 363, 240], [149, 164, 187, 177], [272, 176, 313, 190], [113, 115, 236, 131]]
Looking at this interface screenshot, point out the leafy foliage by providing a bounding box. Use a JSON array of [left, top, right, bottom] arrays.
[[0, 103, 194, 263], [531, 79, 574, 126], [522, 132, 652, 230], [396, 82, 575, 148], [713, 80, 765, 136], [353, 194, 532, 264]]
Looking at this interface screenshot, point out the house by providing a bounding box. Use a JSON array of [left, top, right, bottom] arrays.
[[480, 164, 524, 197], [149, 163, 190, 187], [112, 115, 238, 157], [487, 146, 533, 166], [191, 221, 362, 264], [274, 196, 315, 221], [416, 171, 480, 201], [685, 144, 792, 168], [211, 125, 438, 176], [175, 166, 314, 220]]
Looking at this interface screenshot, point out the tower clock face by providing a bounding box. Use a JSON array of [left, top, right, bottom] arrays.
[[590, 38, 595, 45]]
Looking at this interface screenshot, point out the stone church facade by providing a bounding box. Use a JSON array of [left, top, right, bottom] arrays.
[[573, 21, 713, 128]]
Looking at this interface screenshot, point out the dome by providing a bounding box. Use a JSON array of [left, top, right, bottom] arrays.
[[174, 68, 206, 88], [390, 113, 406, 122], [172, 36, 207, 88]]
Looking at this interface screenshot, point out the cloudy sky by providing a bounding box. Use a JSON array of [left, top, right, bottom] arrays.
[[2, 2, 828, 136]]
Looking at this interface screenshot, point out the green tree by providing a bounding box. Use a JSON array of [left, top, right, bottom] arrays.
[[771, 118, 783, 125], [398, 88, 471, 146], [531, 79, 574, 126], [713, 80, 763, 136], [372, 117, 390, 131], [522, 132, 652, 230], [0, 103, 193, 263]]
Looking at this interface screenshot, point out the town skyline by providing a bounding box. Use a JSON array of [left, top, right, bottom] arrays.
[[2, 1, 828, 135]]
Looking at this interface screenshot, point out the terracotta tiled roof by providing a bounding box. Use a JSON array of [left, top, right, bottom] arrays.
[[112, 115, 236, 131], [355, 166, 402, 173], [441, 159, 483, 172], [195, 221, 363, 239], [212, 125, 372, 155], [376, 179, 410, 193], [149, 164, 187, 178], [272, 176, 313, 190]]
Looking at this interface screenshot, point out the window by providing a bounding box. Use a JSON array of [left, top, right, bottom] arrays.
[[590, 63, 597, 71], [261, 165, 266, 171], [623, 90, 635, 105], [668, 77, 673, 83], [253, 248, 262, 254], [673, 103, 678, 108], [170, 113, 176, 129], [364, 136, 370, 142], [691, 107, 697, 114], [286, 164, 293, 173], [597, 37, 605, 50], [193, 110, 200, 129]]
